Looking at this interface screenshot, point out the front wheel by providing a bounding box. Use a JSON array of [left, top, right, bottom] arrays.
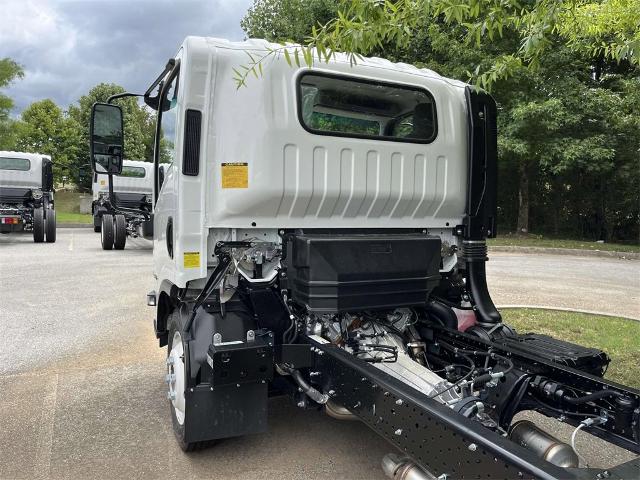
[[113, 214, 126, 250], [33, 208, 44, 243], [45, 209, 56, 243], [101, 214, 114, 250], [166, 313, 212, 452]]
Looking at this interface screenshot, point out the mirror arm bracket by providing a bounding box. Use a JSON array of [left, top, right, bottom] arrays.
[[107, 92, 144, 104]]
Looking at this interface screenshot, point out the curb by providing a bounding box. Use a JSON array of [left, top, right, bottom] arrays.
[[497, 305, 640, 322], [59, 223, 92, 229], [489, 245, 640, 260]]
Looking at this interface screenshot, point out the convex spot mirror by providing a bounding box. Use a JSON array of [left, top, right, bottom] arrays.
[[90, 103, 124, 175]]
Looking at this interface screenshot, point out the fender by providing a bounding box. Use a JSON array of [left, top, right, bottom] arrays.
[[154, 279, 180, 346]]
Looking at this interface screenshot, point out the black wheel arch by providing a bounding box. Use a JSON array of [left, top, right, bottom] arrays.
[[155, 280, 181, 347]]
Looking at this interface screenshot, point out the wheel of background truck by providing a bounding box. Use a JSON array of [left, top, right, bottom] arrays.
[[166, 312, 214, 452], [93, 214, 101, 233], [113, 214, 127, 250], [45, 209, 56, 243], [101, 214, 114, 250], [33, 208, 45, 243]]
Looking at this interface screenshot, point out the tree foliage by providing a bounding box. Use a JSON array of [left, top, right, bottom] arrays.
[[2, 77, 159, 190], [0, 58, 24, 150], [241, 0, 339, 43], [239, 0, 640, 90], [13, 99, 81, 180], [67, 83, 156, 188]]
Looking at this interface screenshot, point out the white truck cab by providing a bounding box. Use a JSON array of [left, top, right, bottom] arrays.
[[92, 159, 153, 203], [88, 38, 638, 478]]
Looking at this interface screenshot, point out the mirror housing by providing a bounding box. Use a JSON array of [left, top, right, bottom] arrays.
[[90, 103, 124, 175]]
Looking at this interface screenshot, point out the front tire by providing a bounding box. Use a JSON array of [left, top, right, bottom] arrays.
[[33, 208, 44, 243], [113, 214, 127, 250], [101, 214, 114, 250], [45, 209, 56, 243], [93, 214, 101, 233], [166, 313, 212, 452]]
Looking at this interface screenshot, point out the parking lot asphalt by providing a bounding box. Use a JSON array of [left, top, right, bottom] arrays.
[[487, 252, 640, 320], [0, 229, 636, 479]]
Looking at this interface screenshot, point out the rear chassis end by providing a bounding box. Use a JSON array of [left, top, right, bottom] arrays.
[[93, 192, 152, 238], [0, 187, 51, 233]]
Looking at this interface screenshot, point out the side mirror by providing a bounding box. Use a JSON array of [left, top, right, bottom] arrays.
[[90, 103, 124, 175]]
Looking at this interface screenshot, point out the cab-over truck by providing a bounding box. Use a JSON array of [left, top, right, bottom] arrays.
[[89, 37, 639, 480]]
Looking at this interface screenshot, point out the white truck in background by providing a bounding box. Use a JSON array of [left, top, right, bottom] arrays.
[[91, 159, 158, 249], [88, 37, 639, 479], [0, 151, 56, 243]]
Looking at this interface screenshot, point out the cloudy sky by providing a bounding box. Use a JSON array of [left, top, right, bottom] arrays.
[[1, 0, 253, 116]]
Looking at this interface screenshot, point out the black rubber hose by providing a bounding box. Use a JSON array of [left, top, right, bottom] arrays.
[[563, 389, 625, 405], [466, 260, 502, 324], [285, 367, 328, 404], [425, 300, 458, 330]]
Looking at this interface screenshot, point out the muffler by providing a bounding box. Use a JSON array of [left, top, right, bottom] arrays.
[[381, 453, 436, 480], [509, 420, 579, 468]]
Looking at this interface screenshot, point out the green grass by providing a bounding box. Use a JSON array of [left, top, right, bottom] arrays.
[[57, 212, 92, 224], [54, 191, 92, 224], [502, 308, 640, 388], [55, 190, 83, 213], [488, 235, 640, 253]]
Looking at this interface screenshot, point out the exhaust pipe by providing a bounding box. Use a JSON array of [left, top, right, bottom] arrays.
[[509, 420, 579, 468], [325, 400, 358, 421], [381, 454, 437, 480]]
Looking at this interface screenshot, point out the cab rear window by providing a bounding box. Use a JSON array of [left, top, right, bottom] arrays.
[[119, 166, 146, 178], [297, 72, 437, 143], [0, 157, 31, 171]]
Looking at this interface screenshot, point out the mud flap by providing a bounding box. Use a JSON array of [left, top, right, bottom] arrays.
[[184, 382, 268, 443]]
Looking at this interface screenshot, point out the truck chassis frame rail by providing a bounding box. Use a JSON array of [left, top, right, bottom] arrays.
[[306, 335, 639, 480]]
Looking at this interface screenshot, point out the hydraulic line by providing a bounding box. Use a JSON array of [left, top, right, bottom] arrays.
[[281, 366, 328, 404], [563, 389, 625, 405]]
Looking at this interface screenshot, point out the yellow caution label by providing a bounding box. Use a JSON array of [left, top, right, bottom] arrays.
[[221, 162, 248, 188], [183, 252, 200, 269], [100, 180, 106, 186]]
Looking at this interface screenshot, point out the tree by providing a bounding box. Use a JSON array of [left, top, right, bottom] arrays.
[[241, 0, 339, 43], [13, 99, 81, 180], [238, 0, 640, 89], [68, 83, 156, 189], [0, 58, 24, 150]]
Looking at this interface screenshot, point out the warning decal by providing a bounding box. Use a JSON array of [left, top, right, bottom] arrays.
[[183, 252, 200, 269], [100, 180, 106, 186], [221, 162, 248, 188]]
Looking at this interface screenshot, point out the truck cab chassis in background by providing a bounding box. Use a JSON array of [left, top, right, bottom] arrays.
[[92, 159, 157, 250], [0, 151, 56, 243], [89, 38, 638, 479]]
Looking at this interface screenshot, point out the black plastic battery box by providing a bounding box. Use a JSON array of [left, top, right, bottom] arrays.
[[284, 233, 441, 313]]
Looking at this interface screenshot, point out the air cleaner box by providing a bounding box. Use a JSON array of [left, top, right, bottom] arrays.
[[284, 233, 441, 312], [500, 334, 610, 376]]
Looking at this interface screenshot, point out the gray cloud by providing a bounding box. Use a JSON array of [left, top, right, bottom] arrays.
[[1, 0, 253, 116]]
